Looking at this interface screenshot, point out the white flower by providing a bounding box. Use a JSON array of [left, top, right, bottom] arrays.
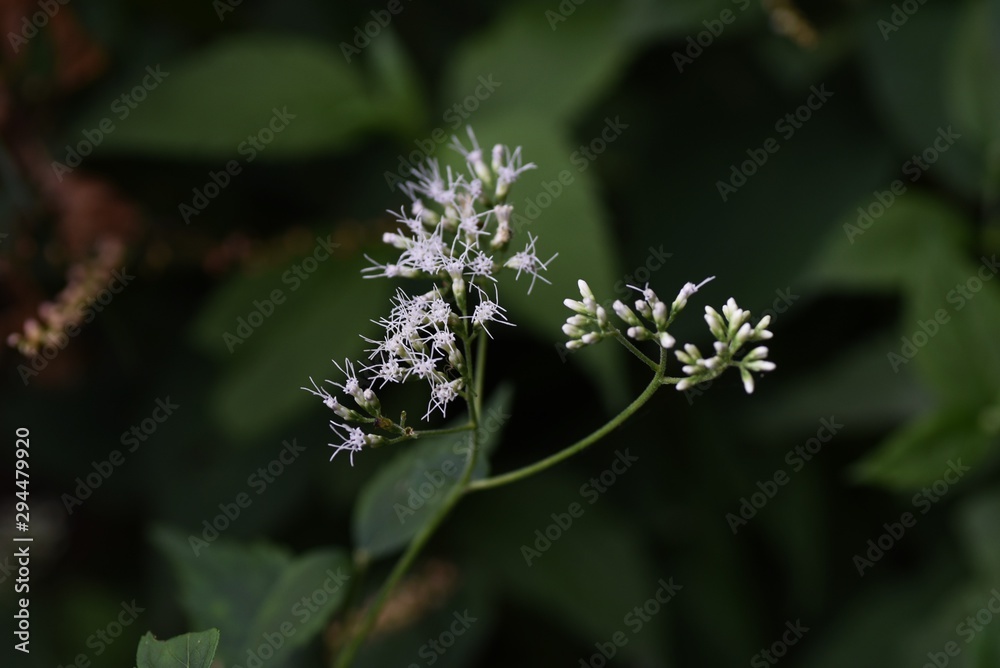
[[301, 376, 337, 410], [402, 158, 464, 206], [450, 127, 492, 185], [672, 276, 714, 311], [426, 378, 464, 419], [468, 285, 512, 338], [505, 233, 557, 293], [328, 422, 367, 466], [494, 145, 536, 198]]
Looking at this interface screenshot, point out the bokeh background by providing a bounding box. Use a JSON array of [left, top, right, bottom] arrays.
[[2, 0, 1000, 666]]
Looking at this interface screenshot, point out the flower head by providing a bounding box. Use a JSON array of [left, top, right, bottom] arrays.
[[504, 233, 558, 294], [304, 127, 552, 464]]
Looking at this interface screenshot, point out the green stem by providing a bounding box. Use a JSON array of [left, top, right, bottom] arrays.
[[333, 314, 486, 668], [466, 347, 667, 493], [415, 424, 475, 437], [609, 328, 659, 372], [333, 431, 478, 667]]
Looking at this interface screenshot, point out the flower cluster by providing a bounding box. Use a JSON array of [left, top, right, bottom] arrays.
[[678, 298, 774, 393], [562, 278, 775, 393], [563, 277, 714, 350], [304, 128, 555, 464]]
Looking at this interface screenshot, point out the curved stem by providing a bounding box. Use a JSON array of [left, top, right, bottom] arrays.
[[466, 347, 667, 493], [609, 328, 658, 372], [333, 326, 486, 668], [333, 432, 478, 667]]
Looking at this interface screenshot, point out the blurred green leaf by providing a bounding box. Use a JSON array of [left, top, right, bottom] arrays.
[[852, 405, 993, 490], [352, 386, 512, 560], [152, 526, 288, 662], [903, 243, 1000, 404], [191, 253, 392, 442], [804, 193, 970, 293], [795, 566, 957, 667], [246, 549, 351, 657], [151, 527, 351, 666], [135, 629, 220, 668], [74, 35, 389, 159], [948, 0, 1000, 149], [455, 473, 667, 662], [366, 28, 427, 138], [743, 334, 934, 440], [621, 0, 761, 43], [957, 490, 1000, 584], [444, 2, 632, 126], [862, 2, 987, 197]]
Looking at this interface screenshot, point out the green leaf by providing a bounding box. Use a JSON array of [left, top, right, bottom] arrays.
[[957, 490, 1000, 584], [862, 2, 987, 198], [621, 0, 761, 43], [852, 405, 994, 490], [151, 527, 351, 666], [246, 549, 352, 657], [74, 35, 379, 159], [152, 527, 289, 662], [947, 0, 1000, 149], [352, 386, 513, 560], [190, 252, 392, 442], [444, 2, 632, 125], [454, 472, 667, 661], [366, 28, 426, 138], [742, 334, 934, 441], [804, 193, 970, 293], [135, 629, 220, 668], [903, 243, 1000, 404]]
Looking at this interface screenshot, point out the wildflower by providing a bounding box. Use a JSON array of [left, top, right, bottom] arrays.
[[504, 233, 558, 294], [305, 127, 551, 464]]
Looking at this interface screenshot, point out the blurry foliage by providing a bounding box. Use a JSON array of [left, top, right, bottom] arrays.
[[2, 0, 1000, 666]]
